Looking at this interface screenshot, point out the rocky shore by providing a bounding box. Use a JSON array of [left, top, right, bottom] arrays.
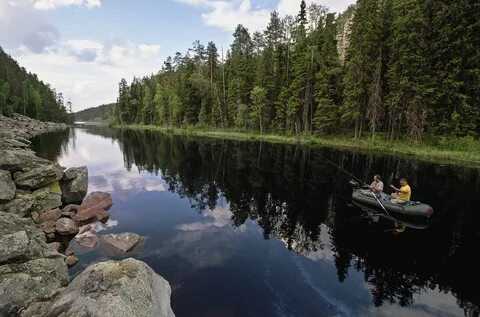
[[0, 114, 174, 317]]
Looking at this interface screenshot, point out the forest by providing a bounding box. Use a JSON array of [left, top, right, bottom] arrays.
[[74, 103, 114, 123], [0, 47, 71, 123], [113, 0, 480, 142]]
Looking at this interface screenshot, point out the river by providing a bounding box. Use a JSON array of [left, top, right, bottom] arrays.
[[31, 126, 480, 317]]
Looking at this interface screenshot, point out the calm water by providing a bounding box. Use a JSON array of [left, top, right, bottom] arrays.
[[32, 127, 480, 317]]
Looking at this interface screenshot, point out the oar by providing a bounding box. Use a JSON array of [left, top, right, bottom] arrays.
[[370, 190, 391, 217]]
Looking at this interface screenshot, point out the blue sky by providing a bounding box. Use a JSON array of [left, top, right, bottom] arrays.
[[1, 0, 355, 111]]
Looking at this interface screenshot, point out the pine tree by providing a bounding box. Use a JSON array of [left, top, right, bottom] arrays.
[[313, 13, 342, 134], [342, 0, 388, 139], [251, 86, 267, 134], [387, 0, 431, 141]]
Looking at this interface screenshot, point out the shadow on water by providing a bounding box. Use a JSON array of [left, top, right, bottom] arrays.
[[32, 126, 480, 316]]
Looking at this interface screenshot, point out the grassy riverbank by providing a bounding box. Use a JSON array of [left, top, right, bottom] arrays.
[[113, 124, 480, 167]]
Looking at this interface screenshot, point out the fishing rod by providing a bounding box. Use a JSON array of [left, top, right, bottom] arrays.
[[323, 156, 366, 186], [323, 155, 391, 217]]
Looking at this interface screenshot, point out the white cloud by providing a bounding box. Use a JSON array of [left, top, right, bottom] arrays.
[[176, 0, 270, 32], [30, 0, 101, 10], [0, 0, 59, 52], [10, 40, 163, 110], [175, 0, 356, 33]]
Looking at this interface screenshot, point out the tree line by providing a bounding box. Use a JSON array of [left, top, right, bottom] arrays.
[[114, 0, 480, 141], [0, 47, 71, 123]]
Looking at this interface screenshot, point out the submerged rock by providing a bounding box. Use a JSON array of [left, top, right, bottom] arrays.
[[75, 231, 99, 249], [0, 170, 15, 202], [101, 232, 143, 253], [22, 258, 175, 317], [65, 255, 79, 267], [60, 166, 88, 204], [14, 164, 63, 190]]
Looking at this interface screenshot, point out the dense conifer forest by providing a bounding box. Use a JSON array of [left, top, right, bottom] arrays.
[[0, 47, 71, 122], [114, 0, 480, 141]]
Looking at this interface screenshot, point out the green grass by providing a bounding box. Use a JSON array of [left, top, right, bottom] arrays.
[[113, 124, 480, 168]]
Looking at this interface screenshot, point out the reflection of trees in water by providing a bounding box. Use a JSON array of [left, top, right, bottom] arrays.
[[31, 128, 74, 161], [84, 127, 480, 313]]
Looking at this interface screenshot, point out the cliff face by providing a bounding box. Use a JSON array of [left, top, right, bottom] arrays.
[[336, 6, 356, 65]]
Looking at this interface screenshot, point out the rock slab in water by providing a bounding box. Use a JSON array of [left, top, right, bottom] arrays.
[[73, 192, 112, 224], [22, 258, 175, 317], [81, 191, 113, 210], [60, 166, 88, 204], [101, 232, 143, 253], [0, 170, 15, 202], [0, 212, 68, 313], [55, 217, 78, 235]]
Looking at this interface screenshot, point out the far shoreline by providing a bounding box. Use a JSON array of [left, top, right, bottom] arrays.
[[108, 124, 480, 169]]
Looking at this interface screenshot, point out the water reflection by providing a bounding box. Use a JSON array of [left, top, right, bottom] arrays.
[[32, 127, 480, 317]]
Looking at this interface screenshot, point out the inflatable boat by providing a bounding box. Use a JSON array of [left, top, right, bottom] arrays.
[[351, 188, 434, 224]]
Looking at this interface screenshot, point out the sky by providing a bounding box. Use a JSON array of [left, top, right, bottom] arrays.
[[1, 0, 355, 111]]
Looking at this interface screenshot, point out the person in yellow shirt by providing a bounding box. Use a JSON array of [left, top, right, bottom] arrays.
[[390, 178, 412, 204]]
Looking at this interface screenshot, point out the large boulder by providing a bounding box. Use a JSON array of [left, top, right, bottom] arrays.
[[31, 183, 63, 214], [0, 149, 51, 173], [0, 170, 15, 202], [0, 192, 34, 217], [22, 258, 175, 317], [14, 164, 64, 190], [0, 212, 50, 262], [0, 184, 62, 217], [0, 212, 68, 314], [60, 166, 88, 204], [101, 233, 143, 253]]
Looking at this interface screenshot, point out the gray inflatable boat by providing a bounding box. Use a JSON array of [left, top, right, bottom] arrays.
[[352, 189, 434, 219]]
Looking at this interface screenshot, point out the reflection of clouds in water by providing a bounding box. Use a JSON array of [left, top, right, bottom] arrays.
[[58, 129, 125, 173], [93, 219, 118, 233], [361, 287, 464, 317], [88, 171, 166, 194], [303, 224, 335, 262], [152, 226, 237, 269], [177, 205, 238, 232], [149, 204, 245, 269]]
